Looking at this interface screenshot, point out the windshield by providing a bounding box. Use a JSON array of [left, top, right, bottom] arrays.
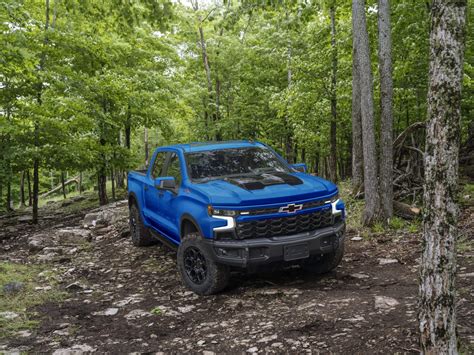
[[185, 147, 290, 181]]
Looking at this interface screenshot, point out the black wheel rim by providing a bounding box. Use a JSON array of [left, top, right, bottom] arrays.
[[183, 247, 208, 285]]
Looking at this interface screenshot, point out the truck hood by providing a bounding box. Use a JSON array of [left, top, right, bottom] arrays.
[[190, 172, 337, 206]]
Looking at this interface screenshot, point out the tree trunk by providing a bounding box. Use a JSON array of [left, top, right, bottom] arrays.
[[6, 181, 12, 211], [144, 127, 149, 167], [285, 40, 294, 164], [378, 0, 394, 221], [20, 171, 26, 208], [329, 3, 338, 183], [33, 0, 51, 224], [125, 106, 131, 150], [419, 1, 467, 353], [97, 172, 108, 206], [351, 23, 364, 195], [111, 168, 116, 201], [352, 0, 380, 225], [27, 170, 32, 206], [60, 171, 67, 199]]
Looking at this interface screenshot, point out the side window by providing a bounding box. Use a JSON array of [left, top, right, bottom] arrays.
[[166, 153, 182, 186], [151, 152, 167, 179]]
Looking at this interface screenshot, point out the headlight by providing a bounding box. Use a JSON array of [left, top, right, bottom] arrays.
[[325, 193, 339, 204], [208, 206, 238, 216]]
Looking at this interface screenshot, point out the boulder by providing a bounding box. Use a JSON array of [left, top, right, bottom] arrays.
[[28, 233, 51, 252], [57, 228, 92, 244], [374, 296, 399, 310], [82, 212, 99, 228]]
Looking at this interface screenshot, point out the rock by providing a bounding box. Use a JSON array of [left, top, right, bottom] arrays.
[[125, 309, 149, 320], [57, 228, 92, 244], [247, 347, 259, 353], [378, 258, 398, 265], [82, 213, 99, 228], [374, 296, 400, 310], [93, 308, 119, 316], [65, 282, 85, 291], [16, 330, 32, 337], [27, 233, 50, 252], [351, 236, 363, 241], [95, 207, 128, 227], [3, 281, 24, 295], [0, 311, 19, 320], [17, 215, 33, 223], [350, 273, 370, 279], [197, 340, 206, 346], [177, 305, 195, 314], [257, 334, 278, 343], [459, 272, 474, 278], [52, 344, 96, 355]]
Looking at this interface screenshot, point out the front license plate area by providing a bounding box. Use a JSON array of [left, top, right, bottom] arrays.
[[284, 243, 309, 261]]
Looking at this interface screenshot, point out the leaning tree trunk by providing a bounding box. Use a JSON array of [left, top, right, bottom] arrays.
[[329, 3, 338, 183], [352, 0, 380, 225], [419, 1, 467, 354], [378, 0, 394, 221]]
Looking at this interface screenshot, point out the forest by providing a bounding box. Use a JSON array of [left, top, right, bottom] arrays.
[[0, 0, 473, 353]]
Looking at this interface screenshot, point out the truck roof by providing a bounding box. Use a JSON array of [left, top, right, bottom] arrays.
[[162, 140, 266, 153]]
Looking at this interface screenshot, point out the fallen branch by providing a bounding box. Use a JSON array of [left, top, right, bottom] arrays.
[[40, 176, 79, 198], [393, 200, 421, 220]]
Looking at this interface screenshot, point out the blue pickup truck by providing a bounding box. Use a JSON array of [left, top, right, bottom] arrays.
[[128, 140, 345, 295]]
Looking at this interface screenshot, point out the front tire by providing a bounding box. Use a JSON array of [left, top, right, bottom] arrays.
[[177, 232, 230, 295], [303, 238, 345, 274], [129, 204, 154, 247]]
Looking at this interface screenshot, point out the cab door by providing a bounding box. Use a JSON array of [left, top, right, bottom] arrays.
[[143, 151, 168, 232], [153, 152, 183, 241]]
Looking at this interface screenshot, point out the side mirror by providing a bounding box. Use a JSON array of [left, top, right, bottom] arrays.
[[154, 177, 177, 192], [291, 163, 307, 173]]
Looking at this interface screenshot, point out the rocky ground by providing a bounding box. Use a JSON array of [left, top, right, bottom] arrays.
[[0, 197, 473, 354]]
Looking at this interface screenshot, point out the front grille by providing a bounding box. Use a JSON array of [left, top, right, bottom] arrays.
[[245, 199, 327, 216], [236, 207, 333, 239]]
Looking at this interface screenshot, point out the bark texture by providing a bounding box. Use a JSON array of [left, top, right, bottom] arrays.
[[419, 1, 467, 353], [329, 4, 338, 183], [377, 0, 393, 221], [351, 37, 364, 194], [352, 0, 380, 225]]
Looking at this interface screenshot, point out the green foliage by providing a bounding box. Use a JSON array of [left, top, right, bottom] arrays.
[[1, 0, 472, 212], [0, 262, 66, 338]]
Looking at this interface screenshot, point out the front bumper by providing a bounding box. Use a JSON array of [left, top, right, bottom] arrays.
[[202, 221, 345, 268]]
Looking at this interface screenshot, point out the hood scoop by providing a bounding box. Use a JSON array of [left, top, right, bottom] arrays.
[[224, 172, 303, 190]]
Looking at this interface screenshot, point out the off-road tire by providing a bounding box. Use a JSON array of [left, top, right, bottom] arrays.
[[129, 204, 154, 247], [177, 232, 230, 295], [303, 238, 345, 274]]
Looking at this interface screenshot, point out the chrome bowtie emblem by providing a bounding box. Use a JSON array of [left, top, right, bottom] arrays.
[[279, 203, 303, 213]]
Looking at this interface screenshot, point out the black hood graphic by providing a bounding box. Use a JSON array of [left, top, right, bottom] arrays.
[[224, 172, 303, 190]]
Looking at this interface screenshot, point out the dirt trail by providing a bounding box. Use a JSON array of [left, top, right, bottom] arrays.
[[0, 201, 473, 353]]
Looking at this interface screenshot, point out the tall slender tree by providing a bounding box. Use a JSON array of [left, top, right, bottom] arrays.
[[352, 0, 380, 225], [351, 33, 364, 194], [419, 0, 467, 353], [378, 0, 394, 221], [329, 2, 338, 183]]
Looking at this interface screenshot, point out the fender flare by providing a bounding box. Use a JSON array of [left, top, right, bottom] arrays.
[[180, 213, 205, 238]]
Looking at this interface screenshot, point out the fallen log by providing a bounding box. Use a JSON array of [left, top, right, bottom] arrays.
[[393, 200, 421, 220], [40, 176, 79, 198]]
